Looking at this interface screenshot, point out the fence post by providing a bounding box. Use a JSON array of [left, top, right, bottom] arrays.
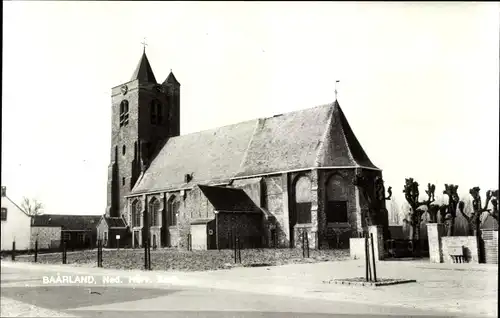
[[305, 232, 310, 258], [62, 242, 67, 264], [238, 236, 242, 264], [365, 234, 370, 282], [12, 241, 16, 261], [370, 233, 377, 282], [34, 240, 38, 263], [234, 236, 238, 264], [302, 231, 305, 258]]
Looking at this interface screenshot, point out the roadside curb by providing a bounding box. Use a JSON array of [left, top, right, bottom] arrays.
[[2, 260, 495, 318]]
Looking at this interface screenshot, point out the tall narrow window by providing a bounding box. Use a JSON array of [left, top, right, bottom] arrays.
[[150, 99, 162, 125], [168, 196, 179, 226], [326, 175, 349, 223], [119, 100, 129, 127], [295, 176, 312, 224], [148, 198, 160, 227], [0, 208, 7, 221], [131, 199, 142, 227]]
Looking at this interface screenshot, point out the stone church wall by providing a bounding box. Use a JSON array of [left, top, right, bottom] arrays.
[[318, 169, 359, 249], [263, 175, 290, 247], [176, 187, 216, 250]]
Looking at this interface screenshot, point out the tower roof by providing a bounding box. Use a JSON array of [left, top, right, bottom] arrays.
[[163, 71, 180, 85], [131, 51, 157, 83]]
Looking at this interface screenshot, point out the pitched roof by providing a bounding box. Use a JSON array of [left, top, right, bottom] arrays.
[[103, 216, 127, 229], [32, 214, 101, 231], [131, 51, 157, 83], [198, 185, 261, 213], [131, 102, 379, 194], [1, 196, 31, 218]]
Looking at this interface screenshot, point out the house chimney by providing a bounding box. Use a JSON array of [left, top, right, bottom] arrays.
[[1, 186, 6, 197]]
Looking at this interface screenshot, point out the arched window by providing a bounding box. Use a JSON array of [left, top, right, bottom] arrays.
[[148, 198, 160, 227], [295, 176, 312, 224], [168, 196, 180, 226], [119, 100, 129, 127], [131, 199, 142, 227], [150, 99, 163, 125], [326, 174, 348, 223]]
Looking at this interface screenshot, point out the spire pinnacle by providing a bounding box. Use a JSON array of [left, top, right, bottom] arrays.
[[141, 37, 148, 53], [335, 80, 340, 101]]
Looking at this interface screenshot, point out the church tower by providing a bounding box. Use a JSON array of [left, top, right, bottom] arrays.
[[106, 49, 181, 218]]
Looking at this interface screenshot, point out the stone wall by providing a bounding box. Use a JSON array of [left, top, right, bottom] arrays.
[[441, 236, 479, 264], [349, 238, 366, 260], [31, 226, 61, 250]]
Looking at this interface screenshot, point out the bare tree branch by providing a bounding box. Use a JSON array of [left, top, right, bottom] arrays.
[[20, 197, 44, 217]]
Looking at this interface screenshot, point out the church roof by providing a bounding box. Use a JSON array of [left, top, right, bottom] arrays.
[[131, 101, 379, 194], [198, 185, 261, 213], [131, 51, 157, 83]]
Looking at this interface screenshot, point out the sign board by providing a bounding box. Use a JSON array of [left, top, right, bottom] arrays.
[[116, 235, 121, 240]]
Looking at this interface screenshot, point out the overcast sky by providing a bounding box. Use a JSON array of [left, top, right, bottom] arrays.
[[2, 2, 499, 215]]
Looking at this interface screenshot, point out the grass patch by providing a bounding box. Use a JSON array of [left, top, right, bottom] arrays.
[[14, 248, 349, 272]]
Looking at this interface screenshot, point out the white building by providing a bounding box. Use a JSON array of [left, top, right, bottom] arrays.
[[1, 186, 32, 251]]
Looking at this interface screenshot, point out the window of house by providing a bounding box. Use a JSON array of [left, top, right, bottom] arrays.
[[122, 145, 126, 155], [168, 196, 179, 226], [104, 232, 108, 244], [119, 100, 129, 127], [148, 198, 160, 227], [295, 176, 312, 224], [132, 199, 142, 227], [1, 208, 7, 221], [150, 99, 163, 125], [326, 175, 349, 223], [122, 177, 126, 186]]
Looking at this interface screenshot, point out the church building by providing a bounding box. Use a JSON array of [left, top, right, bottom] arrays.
[[103, 50, 387, 250]]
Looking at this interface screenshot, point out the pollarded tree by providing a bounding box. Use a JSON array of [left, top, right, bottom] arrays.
[[402, 178, 436, 240], [488, 190, 498, 222], [459, 187, 498, 236], [353, 174, 392, 229], [441, 184, 460, 236]]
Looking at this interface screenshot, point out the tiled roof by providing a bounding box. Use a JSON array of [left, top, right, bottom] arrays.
[[131, 51, 157, 83], [32, 214, 101, 231], [198, 185, 261, 213], [104, 216, 127, 229], [131, 101, 379, 194]]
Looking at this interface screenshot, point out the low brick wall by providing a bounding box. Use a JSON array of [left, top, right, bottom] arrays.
[[441, 236, 479, 264], [349, 238, 366, 260], [482, 230, 498, 264]]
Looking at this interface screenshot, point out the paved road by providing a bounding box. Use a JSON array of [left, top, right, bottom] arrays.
[[1, 264, 470, 318]]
